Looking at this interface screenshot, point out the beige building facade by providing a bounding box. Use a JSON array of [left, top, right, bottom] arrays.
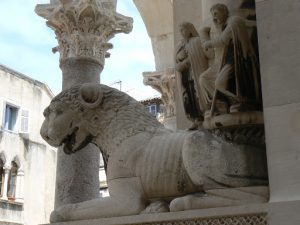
[[0, 64, 56, 225]]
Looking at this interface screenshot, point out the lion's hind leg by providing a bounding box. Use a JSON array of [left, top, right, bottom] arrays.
[[169, 186, 268, 211], [181, 131, 218, 188]]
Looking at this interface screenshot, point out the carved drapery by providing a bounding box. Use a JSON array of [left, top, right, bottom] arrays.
[[173, 2, 264, 145]]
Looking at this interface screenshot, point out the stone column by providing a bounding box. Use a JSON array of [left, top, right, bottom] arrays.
[[35, 0, 133, 207], [172, 0, 203, 129], [1, 166, 10, 200], [15, 169, 24, 203], [143, 68, 176, 130]]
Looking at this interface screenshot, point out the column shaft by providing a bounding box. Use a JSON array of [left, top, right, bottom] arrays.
[[1, 168, 9, 200]]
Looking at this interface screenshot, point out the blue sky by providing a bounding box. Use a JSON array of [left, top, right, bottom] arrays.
[[0, 0, 159, 100]]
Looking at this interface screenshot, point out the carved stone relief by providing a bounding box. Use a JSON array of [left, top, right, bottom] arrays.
[[175, 2, 263, 145]]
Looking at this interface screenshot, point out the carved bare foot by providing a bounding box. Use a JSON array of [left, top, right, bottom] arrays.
[[187, 122, 198, 131], [140, 201, 169, 214]]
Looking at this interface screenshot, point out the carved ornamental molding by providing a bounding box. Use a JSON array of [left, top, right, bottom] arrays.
[[124, 214, 267, 225], [35, 0, 133, 66]]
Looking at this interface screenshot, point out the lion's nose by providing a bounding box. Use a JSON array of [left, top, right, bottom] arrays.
[[44, 135, 50, 141]]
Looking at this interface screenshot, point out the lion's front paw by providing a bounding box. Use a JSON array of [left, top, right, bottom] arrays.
[[50, 204, 74, 223], [50, 209, 66, 223]]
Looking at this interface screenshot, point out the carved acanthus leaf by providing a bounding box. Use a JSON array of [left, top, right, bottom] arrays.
[[35, 0, 133, 66], [143, 69, 176, 119]]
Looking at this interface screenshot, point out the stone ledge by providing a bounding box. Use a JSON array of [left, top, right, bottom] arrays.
[[44, 203, 268, 225], [0, 222, 22, 225], [0, 200, 23, 210]]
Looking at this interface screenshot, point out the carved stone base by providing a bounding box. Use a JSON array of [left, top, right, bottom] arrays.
[[42, 200, 300, 225], [203, 111, 265, 146], [42, 204, 267, 225], [203, 111, 264, 130]]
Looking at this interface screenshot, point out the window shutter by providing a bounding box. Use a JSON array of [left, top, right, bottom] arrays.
[[20, 110, 29, 133]]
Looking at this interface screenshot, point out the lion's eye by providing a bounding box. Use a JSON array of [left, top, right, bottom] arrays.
[[56, 109, 63, 115]]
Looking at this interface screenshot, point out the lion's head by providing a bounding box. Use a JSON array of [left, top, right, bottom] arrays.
[[40, 83, 103, 154]]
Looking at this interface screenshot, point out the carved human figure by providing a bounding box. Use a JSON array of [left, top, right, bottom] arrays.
[[204, 4, 262, 114], [197, 24, 225, 115], [175, 22, 203, 129], [175, 22, 212, 129]]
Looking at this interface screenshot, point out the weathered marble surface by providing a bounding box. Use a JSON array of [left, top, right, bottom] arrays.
[[40, 83, 268, 222]]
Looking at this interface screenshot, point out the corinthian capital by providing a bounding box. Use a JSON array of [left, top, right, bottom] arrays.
[[35, 0, 133, 66], [143, 68, 176, 119]]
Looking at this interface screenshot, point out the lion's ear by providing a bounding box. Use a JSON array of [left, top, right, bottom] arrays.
[[79, 83, 103, 109]]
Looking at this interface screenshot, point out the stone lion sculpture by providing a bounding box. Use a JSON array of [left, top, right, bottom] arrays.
[[40, 83, 268, 222]]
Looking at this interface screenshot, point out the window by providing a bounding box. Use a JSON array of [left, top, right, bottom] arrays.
[[146, 105, 157, 116], [7, 161, 18, 199], [4, 104, 19, 132], [2, 103, 29, 133]]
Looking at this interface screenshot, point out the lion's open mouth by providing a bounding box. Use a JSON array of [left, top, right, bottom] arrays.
[[62, 127, 93, 155]]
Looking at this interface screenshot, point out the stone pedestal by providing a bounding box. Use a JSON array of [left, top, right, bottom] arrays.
[[35, 0, 133, 207], [41, 200, 300, 225]]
